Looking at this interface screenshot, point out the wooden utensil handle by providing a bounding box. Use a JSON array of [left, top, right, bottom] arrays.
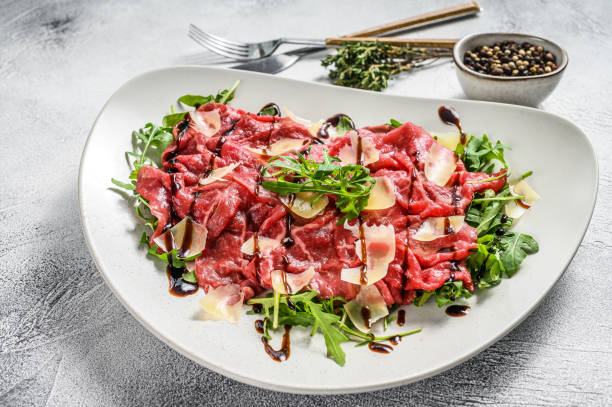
[[326, 37, 458, 49], [345, 1, 480, 38]]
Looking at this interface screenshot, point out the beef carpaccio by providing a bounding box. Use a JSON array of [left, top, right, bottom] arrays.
[[135, 102, 507, 306]]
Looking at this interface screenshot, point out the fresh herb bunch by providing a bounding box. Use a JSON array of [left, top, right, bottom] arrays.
[[247, 290, 421, 366], [261, 150, 375, 224], [412, 133, 539, 306], [321, 41, 452, 91], [111, 83, 240, 272]]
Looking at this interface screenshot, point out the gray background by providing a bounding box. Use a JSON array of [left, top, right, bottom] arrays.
[[1, 0, 611, 405]]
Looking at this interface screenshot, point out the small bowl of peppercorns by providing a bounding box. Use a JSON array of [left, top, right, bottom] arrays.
[[453, 33, 568, 106]]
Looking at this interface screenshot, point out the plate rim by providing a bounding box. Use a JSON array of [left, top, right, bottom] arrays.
[[78, 65, 599, 394]]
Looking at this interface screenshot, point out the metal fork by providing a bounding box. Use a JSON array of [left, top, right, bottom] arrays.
[[189, 2, 481, 60], [188, 24, 324, 60]]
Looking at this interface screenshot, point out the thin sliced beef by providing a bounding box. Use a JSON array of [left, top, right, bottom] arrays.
[[136, 102, 506, 304]]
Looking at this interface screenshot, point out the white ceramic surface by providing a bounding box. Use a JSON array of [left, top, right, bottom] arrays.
[[453, 33, 568, 106], [79, 66, 597, 394]]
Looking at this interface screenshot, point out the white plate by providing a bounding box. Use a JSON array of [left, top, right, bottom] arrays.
[[79, 66, 597, 394]]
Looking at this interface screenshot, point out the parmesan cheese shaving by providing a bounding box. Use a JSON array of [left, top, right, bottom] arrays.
[[190, 109, 221, 137], [280, 192, 329, 219], [504, 179, 540, 218], [199, 284, 244, 323], [199, 162, 240, 185], [430, 131, 471, 150], [344, 285, 389, 333], [364, 176, 396, 210], [240, 235, 282, 256], [153, 217, 207, 256], [338, 130, 379, 166], [341, 224, 395, 286], [245, 138, 309, 157], [270, 267, 315, 294], [424, 142, 458, 186], [413, 216, 465, 242], [282, 107, 311, 127]]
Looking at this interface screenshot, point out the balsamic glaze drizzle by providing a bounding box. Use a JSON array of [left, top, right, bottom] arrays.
[[262, 325, 292, 362], [257, 103, 282, 117], [445, 305, 470, 317], [316, 113, 355, 139]]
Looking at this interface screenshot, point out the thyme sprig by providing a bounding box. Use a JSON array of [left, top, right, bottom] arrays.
[[321, 41, 452, 91]]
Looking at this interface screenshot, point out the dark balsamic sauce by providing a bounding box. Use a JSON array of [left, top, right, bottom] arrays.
[[254, 319, 265, 334], [279, 270, 292, 294], [253, 233, 262, 283], [445, 304, 471, 317], [166, 265, 198, 296], [176, 116, 191, 145], [222, 119, 239, 136], [252, 303, 263, 314], [257, 103, 282, 117], [389, 336, 402, 346], [178, 217, 194, 257], [397, 309, 406, 327], [213, 136, 226, 157], [368, 342, 393, 354], [358, 216, 368, 285], [443, 217, 454, 235], [281, 214, 294, 248], [360, 306, 372, 330], [316, 113, 355, 139], [254, 165, 263, 197], [262, 325, 292, 362], [438, 106, 467, 145]]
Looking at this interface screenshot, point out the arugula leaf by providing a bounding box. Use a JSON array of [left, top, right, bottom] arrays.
[[182, 270, 198, 283], [388, 118, 403, 128], [258, 105, 279, 117], [413, 290, 435, 307], [177, 80, 240, 108], [499, 232, 539, 276], [466, 243, 504, 288], [413, 281, 472, 307], [162, 112, 186, 128], [335, 116, 354, 137], [111, 178, 135, 190], [216, 80, 240, 104], [435, 281, 473, 307], [307, 301, 348, 366], [476, 189, 509, 236], [178, 95, 210, 107], [130, 123, 174, 170], [261, 150, 375, 224], [462, 134, 509, 173]]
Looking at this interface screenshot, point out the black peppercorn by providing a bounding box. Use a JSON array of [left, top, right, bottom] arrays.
[[463, 40, 559, 77]]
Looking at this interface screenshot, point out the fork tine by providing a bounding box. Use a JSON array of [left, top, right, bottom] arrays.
[[194, 30, 250, 54], [188, 31, 249, 60], [188, 27, 250, 57], [189, 24, 247, 48]]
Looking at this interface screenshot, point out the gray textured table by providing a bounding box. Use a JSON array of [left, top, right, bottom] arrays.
[[1, 0, 611, 405]]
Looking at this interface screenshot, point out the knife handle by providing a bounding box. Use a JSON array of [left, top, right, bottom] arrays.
[[344, 1, 480, 38], [325, 37, 458, 49]]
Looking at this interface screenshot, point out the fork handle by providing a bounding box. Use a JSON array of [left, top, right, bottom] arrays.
[[345, 1, 481, 37], [325, 37, 458, 48], [281, 38, 327, 47]]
